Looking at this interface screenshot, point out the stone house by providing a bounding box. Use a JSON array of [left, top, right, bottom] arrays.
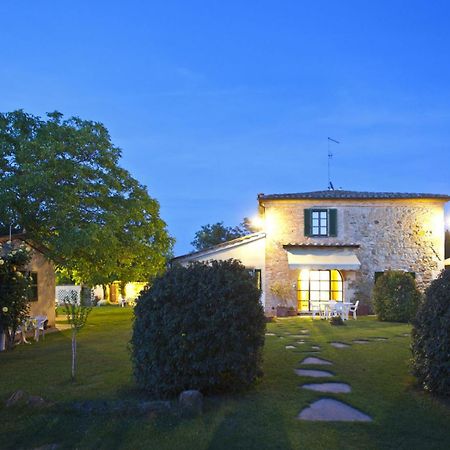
[[0, 234, 56, 326], [174, 190, 449, 316]]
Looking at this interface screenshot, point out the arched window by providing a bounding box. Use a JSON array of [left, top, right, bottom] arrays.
[[297, 269, 343, 311]]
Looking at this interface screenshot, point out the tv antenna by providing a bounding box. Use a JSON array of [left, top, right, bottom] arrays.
[[327, 137, 340, 190]]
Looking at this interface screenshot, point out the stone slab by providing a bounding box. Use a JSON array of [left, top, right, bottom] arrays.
[[330, 342, 350, 348], [265, 333, 276, 336], [285, 345, 296, 349], [353, 340, 370, 344], [294, 369, 334, 378], [301, 383, 351, 393], [297, 399, 372, 422], [311, 346, 321, 350], [300, 357, 332, 366]]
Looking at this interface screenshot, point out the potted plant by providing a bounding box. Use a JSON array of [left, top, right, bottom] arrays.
[[270, 282, 297, 317]]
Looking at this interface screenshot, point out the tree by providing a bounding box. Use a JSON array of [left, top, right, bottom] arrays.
[[190, 217, 260, 251], [63, 292, 92, 380], [0, 110, 173, 286], [0, 242, 32, 351]]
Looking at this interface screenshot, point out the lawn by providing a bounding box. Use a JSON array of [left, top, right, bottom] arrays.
[[1, 308, 449, 450]]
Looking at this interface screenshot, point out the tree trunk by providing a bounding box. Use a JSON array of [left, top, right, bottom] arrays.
[[71, 329, 77, 380]]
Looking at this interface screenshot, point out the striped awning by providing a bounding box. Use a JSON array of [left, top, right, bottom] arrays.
[[286, 247, 361, 270]]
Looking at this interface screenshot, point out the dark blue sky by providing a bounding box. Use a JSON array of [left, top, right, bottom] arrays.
[[1, 1, 449, 253]]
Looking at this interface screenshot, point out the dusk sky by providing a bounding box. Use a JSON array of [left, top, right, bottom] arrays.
[[1, 1, 449, 254]]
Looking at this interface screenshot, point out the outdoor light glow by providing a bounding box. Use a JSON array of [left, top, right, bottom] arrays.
[[264, 214, 277, 235], [251, 215, 264, 231]]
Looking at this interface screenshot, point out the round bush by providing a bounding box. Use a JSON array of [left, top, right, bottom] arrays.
[[373, 271, 421, 322], [131, 259, 265, 398], [412, 269, 450, 396]]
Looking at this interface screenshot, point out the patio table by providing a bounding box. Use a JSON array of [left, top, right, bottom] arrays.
[[324, 302, 352, 320]]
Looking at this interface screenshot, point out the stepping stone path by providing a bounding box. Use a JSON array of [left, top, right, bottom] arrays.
[[296, 341, 306, 345], [300, 357, 332, 365], [285, 345, 296, 350], [297, 399, 372, 422], [294, 369, 333, 378], [330, 342, 350, 349], [301, 383, 351, 394], [293, 333, 372, 422]]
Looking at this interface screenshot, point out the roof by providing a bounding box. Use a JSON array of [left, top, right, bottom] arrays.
[[0, 233, 53, 259], [258, 190, 450, 201], [172, 232, 266, 262]]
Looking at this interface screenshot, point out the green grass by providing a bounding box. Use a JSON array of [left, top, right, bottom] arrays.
[[1, 308, 449, 450]]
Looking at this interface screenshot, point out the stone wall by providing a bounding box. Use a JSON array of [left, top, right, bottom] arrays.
[[261, 198, 446, 314]]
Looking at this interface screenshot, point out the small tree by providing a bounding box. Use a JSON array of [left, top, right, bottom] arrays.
[[63, 292, 92, 380], [373, 271, 421, 322], [0, 242, 32, 351], [270, 281, 294, 307]]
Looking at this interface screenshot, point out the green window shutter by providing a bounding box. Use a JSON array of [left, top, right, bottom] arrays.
[[304, 209, 311, 236], [328, 209, 337, 237]]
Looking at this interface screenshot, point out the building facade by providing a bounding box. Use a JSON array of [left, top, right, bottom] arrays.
[[0, 235, 56, 326], [174, 190, 449, 316]]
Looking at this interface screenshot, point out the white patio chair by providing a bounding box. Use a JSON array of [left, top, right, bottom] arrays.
[[341, 303, 351, 320], [311, 302, 324, 319], [33, 316, 48, 342], [349, 301, 359, 320]]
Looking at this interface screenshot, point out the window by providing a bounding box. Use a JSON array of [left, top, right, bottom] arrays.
[[297, 269, 343, 311], [312, 210, 328, 236], [254, 269, 262, 290], [304, 209, 337, 237], [249, 269, 262, 290]]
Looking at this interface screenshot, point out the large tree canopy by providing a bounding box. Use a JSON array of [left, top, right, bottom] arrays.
[[0, 110, 173, 285], [191, 218, 259, 251]]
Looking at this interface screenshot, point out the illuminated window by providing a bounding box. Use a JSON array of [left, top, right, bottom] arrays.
[[249, 269, 262, 290], [297, 269, 343, 311]]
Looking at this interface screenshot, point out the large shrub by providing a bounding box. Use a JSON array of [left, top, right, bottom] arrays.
[[131, 259, 265, 398], [373, 271, 421, 322], [412, 269, 450, 396]]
